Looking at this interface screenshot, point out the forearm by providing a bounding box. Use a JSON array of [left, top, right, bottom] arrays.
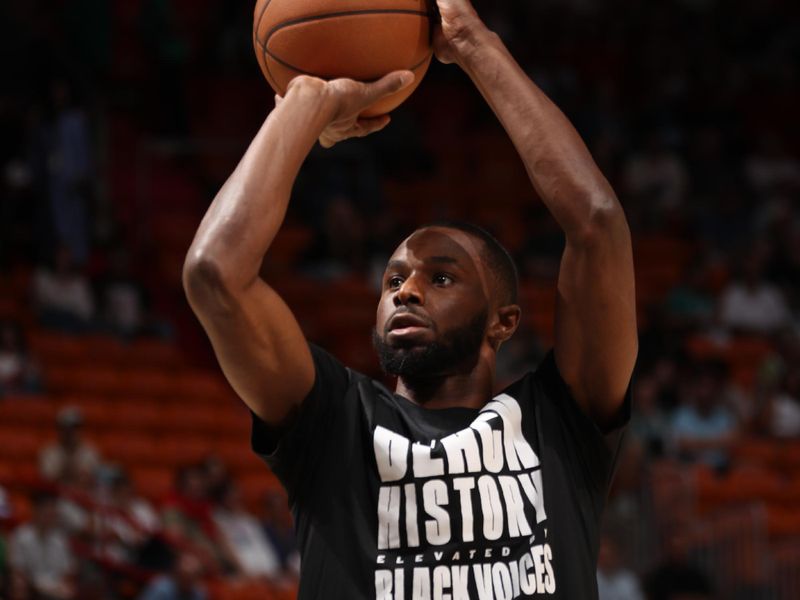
[[458, 28, 619, 239], [185, 81, 335, 291]]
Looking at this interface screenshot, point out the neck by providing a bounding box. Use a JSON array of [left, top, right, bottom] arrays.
[[395, 350, 496, 410]]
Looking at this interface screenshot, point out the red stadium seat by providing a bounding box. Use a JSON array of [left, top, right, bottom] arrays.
[[95, 432, 163, 465], [0, 428, 50, 461], [129, 466, 174, 502]]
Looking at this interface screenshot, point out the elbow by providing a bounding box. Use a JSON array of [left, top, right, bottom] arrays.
[[569, 193, 630, 248], [182, 248, 235, 312]]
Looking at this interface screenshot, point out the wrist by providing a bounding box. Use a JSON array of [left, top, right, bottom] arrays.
[[453, 25, 503, 71], [283, 76, 338, 123]]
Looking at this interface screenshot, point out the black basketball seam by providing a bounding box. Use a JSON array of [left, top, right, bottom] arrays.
[[263, 9, 433, 48], [253, 0, 278, 89], [253, 0, 273, 44], [265, 48, 433, 82]]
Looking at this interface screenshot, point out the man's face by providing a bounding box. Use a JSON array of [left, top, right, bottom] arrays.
[[373, 228, 492, 382]]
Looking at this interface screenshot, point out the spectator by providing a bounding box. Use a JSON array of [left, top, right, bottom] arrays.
[[7, 491, 76, 600], [663, 262, 716, 333], [757, 356, 800, 439], [42, 79, 93, 266], [137, 553, 206, 600], [719, 247, 793, 335], [744, 133, 800, 194], [670, 361, 738, 469], [32, 245, 95, 333], [0, 320, 42, 396], [96, 247, 171, 340], [622, 133, 688, 214], [56, 462, 96, 536], [213, 484, 282, 580], [630, 374, 671, 458], [161, 464, 238, 576], [261, 489, 299, 576], [97, 470, 165, 567], [39, 407, 102, 484], [202, 455, 231, 506], [597, 533, 645, 600]]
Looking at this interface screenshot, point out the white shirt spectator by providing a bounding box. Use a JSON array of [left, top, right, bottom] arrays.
[[623, 149, 688, 209], [214, 508, 282, 578], [40, 442, 100, 482], [597, 569, 646, 600], [719, 282, 793, 334], [9, 523, 74, 592], [769, 393, 800, 438], [33, 268, 94, 321]]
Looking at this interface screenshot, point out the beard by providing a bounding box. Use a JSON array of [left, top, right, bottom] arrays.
[[372, 307, 488, 384]]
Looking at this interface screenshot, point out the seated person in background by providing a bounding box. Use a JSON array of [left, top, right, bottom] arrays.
[[261, 489, 299, 577], [137, 553, 207, 600], [663, 262, 716, 333], [201, 455, 231, 504], [161, 464, 238, 576], [32, 245, 95, 333], [39, 407, 101, 484], [55, 462, 96, 536], [719, 247, 793, 335], [8, 491, 76, 600], [0, 320, 42, 396], [96, 247, 171, 340], [755, 356, 800, 439], [212, 483, 282, 580], [97, 469, 164, 567], [670, 361, 739, 470], [596, 533, 645, 600]]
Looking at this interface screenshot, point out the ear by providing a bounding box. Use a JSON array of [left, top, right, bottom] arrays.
[[487, 304, 522, 350]]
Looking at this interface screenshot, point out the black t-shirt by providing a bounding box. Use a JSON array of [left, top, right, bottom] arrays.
[[252, 345, 630, 599]]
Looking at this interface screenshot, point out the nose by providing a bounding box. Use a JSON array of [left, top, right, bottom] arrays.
[[394, 275, 423, 307]]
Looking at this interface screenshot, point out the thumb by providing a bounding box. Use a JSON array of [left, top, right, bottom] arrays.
[[363, 70, 415, 103]]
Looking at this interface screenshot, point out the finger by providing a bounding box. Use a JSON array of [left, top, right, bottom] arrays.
[[356, 115, 391, 131], [355, 118, 392, 138], [274, 94, 283, 106], [363, 70, 415, 104]]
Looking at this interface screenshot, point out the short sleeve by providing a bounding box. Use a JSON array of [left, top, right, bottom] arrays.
[[534, 351, 632, 494], [250, 344, 352, 502]]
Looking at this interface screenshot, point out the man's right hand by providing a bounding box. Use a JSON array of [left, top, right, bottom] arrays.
[[277, 71, 415, 148]]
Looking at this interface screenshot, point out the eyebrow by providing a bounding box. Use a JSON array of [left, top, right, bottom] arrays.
[[428, 256, 459, 265], [385, 256, 460, 272]]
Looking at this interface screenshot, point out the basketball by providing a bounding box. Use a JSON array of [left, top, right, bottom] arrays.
[[253, 0, 433, 117]]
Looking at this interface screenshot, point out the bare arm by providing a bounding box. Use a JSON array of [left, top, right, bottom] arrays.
[[183, 72, 414, 424], [435, 0, 637, 427]]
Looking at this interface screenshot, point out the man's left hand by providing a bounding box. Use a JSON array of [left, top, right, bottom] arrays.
[[432, 0, 487, 66]]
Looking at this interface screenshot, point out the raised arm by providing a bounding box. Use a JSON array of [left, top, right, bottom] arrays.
[[183, 72, 414, 424], [435, 0, 637, 428]]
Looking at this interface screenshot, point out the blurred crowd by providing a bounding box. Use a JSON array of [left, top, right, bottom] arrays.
[[0, 0, 798, 599], [0, 404, 298, 599]]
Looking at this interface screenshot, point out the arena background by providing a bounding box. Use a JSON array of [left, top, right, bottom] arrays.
[[1, 0, 799, 598]]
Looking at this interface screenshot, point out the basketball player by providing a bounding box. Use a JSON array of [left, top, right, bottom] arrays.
[[184, 0, 637, 597]]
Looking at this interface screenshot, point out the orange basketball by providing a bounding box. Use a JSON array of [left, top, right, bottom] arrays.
[[253, 0, 433, 117]]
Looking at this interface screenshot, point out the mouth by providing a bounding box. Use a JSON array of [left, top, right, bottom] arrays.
[[386, 311, 432, 341]]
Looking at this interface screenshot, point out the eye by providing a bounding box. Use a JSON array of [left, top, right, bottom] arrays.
[[387, 275, 404, 290], [433, 273, 454, 286]]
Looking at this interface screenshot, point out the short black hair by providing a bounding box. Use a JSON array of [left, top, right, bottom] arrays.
[[419, 220, 519, 305]]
